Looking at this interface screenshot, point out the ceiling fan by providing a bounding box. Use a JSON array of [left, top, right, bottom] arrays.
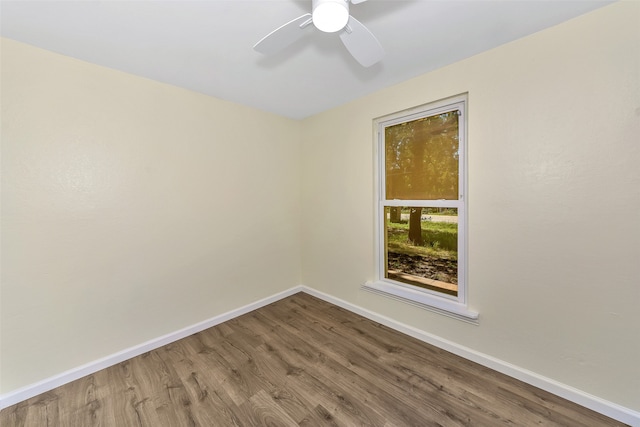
[[253, 0, 384, 67]]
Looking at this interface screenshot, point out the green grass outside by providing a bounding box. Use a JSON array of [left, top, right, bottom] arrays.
[[421, 208, 458, 216], [387, 220, 458, 260]]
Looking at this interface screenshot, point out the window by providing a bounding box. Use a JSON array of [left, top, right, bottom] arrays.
[[365, 94, 478, 322]]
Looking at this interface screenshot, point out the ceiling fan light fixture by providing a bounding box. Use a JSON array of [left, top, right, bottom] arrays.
[[312, 0, 349, 33], [254, 0, 383, 68]]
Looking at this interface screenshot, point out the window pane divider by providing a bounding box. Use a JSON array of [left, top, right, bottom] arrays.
[[382, 200, 463, 208]]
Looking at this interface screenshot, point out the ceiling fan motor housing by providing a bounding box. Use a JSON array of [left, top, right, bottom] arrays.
[[312, 0, 349, 33]]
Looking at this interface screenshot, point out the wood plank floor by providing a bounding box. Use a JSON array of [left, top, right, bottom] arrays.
[[0, 292, 626, 426]]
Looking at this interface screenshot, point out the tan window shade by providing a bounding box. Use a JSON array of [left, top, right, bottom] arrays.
[[385, 111, 459, 201]]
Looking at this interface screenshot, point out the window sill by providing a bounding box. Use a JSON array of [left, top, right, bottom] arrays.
[[362, 280, 479, 325]]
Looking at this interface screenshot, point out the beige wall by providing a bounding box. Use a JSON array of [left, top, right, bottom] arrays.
[[301, 1, 640, 411], [1, 38, 302, 393]]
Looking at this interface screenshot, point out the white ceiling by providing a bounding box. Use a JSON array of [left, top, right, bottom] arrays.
[[1, 0, 612, 119]]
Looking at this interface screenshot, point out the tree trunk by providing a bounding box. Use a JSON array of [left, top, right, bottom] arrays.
[[408, 208, 423, 245], [390, 207, 402, 223]]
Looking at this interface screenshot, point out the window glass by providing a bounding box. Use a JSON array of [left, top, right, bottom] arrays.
[[384, 206, 458, 296]]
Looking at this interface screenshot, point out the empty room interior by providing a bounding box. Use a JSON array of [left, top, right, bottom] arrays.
[[1, 0, 639, 425]]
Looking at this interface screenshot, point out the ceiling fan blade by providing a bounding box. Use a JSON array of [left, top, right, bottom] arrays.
[[253, 13, 313, 55], [350, 0, 368, 4], [339, 15, 384, 67]]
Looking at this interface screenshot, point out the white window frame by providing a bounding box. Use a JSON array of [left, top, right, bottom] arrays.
[[364, 94, 478, 323]]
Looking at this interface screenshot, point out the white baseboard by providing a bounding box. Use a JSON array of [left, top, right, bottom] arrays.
[[300, 286, 640, 427], [2, 284, 638, 426], [0, 286, 304, 411]]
